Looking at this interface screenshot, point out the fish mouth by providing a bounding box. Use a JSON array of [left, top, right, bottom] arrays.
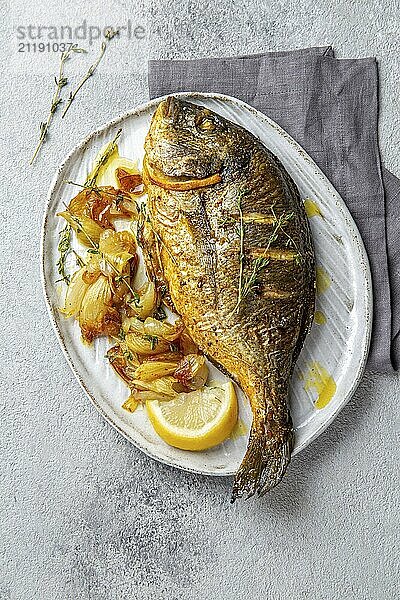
[[159, 96, 176, 119], [157, 96, 184, 121], [143, 157, 222, 191]]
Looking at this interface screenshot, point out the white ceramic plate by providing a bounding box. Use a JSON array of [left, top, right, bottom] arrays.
[[42, 92, 372, 476]]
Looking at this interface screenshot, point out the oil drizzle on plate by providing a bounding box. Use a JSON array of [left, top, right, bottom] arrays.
[[316, 266, 331, 295], [314, 310, 326, 325], [303, 361, 336, 409], [304, 198, 322, 218], [230, 418, 248, 440]]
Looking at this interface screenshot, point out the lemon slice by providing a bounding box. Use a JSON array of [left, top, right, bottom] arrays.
[[146, 382, 238, 451], [144, 158, 222, 191]]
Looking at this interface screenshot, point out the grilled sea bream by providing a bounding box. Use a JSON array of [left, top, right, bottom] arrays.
[[142, 96, 315, 500]]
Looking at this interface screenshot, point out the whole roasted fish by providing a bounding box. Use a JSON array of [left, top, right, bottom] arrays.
[[142, 96, 315, 500]]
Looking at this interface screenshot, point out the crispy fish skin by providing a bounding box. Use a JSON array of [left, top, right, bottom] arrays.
[[142, 96, 315, 500]]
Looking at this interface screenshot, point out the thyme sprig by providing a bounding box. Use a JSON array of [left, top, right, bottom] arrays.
[[137, 203, 178, 267], [84, 128, 122, 188], [240, 257, 270, 300], [55, 237, 84, 284], [238, 209, 296, 300], [270, 206, 302, 263], [30, 47, 86, 165], [72, 249, 85, 267], [264, 208, 294, 250], [65, 179, 124, 199], [144, 334, 158, 350], [230, 189, 248, 314], [62, 28, 119, 119], [56, 223, 73, 284]]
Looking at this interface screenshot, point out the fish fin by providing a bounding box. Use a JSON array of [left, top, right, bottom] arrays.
[[231, 425, 265, 502], [231, 415, 293, 502], [257, 431, 293, 496]]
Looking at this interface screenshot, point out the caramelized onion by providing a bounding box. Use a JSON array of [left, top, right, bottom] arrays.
[[65, 186, 138, 233], [82, 252, 102, 284], [143, 317, 184, 341], [122, 316, 145, 335], [129, 376, 179, 398], [59, 267, 89, 318], [179, 329, 199, 355], [125, 333, 169, 355], [79, 275, 121, 343], [107, 345, 140, 385], [134, 361, 180, 382], [99, 229, 136, 274], [122, 394, 139, 413], [58, 211, 105, 246], [174, 354, 209, 390], [128, 281, 157, 320], [116, 168, 144, 195]]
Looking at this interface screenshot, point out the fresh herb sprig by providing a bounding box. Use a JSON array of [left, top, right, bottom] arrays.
[[56, 223, 73, 284], [240, 257, 270, 300], [144, 334, 158, 350], [30, 47, 86, 165], [270, 206, 302, 263], [238, 210, 295, 302], [236, 191, 245, 311], [84, 127, 122, 188], [62, 28, 119, 119], [64, 179, 127, 203], [230, 189, 247, 315], [137, 203, 177, 267], [264, 209, 294, 250]]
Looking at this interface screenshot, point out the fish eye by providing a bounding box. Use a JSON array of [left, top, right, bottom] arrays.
[[196, 113, 218, 133]]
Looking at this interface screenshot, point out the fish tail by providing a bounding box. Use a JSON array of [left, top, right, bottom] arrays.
[[231, 404, 293, 502], [258, 423, 293, 497]]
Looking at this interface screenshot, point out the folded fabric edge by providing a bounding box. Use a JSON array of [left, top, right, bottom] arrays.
[[148, 45, 333, 67]]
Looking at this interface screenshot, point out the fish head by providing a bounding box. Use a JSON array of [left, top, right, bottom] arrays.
[[144, 96, 249, 185]]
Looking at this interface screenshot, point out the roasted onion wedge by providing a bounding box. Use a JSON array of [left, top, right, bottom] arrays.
[[59, 267, 89, 318], [79, 275, 120, 343]]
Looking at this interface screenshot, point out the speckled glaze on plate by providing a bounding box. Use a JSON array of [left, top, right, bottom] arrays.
[[41, 92, 372, 477]]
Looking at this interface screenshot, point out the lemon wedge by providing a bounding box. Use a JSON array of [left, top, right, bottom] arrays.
[[146, 382, 238, 451]]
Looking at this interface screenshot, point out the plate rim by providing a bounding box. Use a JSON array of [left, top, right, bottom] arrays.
[[41, 91, 373, 477]]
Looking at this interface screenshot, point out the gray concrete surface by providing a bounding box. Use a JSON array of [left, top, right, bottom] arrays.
[[1, 1, 399, 598]]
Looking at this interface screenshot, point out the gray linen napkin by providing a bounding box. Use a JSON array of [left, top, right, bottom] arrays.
[[148, 47, 400, 373]]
